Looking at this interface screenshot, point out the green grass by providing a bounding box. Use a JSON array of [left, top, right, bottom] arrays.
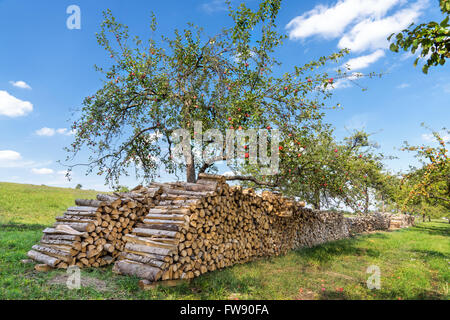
[[0, 182, 448, 300], [0, 182, 99, 225]]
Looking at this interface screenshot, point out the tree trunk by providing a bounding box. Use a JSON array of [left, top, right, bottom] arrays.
[[313, 189, 320, 210], [364, 186, 369, 214], [422, 214, 426, 222], [185, 152, 196, 183]]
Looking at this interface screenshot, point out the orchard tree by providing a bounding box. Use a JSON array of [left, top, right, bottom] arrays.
[[388, 0, 450, 74], [65, 1, 362, 186], [239, 126, 386, 211], [400, 126, 449, 218]]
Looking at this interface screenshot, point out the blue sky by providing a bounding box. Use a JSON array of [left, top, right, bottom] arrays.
[[0, 0, 448, 191]]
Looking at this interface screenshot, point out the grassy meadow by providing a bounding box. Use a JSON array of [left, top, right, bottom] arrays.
[[0, 182, 448, 300]]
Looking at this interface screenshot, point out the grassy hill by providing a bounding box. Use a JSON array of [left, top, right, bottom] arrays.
[[0, 182, 99, 225], [0, 182, 448, 300]]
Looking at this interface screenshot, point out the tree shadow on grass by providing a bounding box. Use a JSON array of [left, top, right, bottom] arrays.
[[411, 248, 449, 260], [151, 267, 268, 300], [292, 238, 381, 264], [412, 224, 450, 237], [0, 222, 47, 231], [318, 289, 351, 300]]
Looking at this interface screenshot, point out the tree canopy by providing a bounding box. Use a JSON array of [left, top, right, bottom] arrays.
[[65, 0, 361, 187]]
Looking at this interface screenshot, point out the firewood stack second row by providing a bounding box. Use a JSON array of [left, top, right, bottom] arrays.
[[112, 173, 307, 282]]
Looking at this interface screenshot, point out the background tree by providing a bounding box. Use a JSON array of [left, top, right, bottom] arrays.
[[400, 126, 449, 221], [65, 1, 359, 187], [239, 126, 388, 211], [388, 0, 450, 74]]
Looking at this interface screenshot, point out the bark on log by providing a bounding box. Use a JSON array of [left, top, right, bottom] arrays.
[[27, 250, 60, 267], [113, 260, 162, 281]]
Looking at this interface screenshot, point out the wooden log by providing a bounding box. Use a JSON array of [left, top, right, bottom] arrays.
[[44, 225, 87, 237], [123, 234, 178, 250], [31, 245, 74, 263], [119, 252, 166, 269], [197, 173, 225, 182], [64, 210, 100, 217], [96, 194, 118, 202], [124, 242, 174, 256], [148, 208, 191, 215], [143, 219, 186, 226], [53, 222, 95, 233], [42, 234, 80, 242], [145, 214, 187, 221], [55, 215, 100, 224], [75, 199, 103, 207], [133, 228, 180, 239], [113, 260, 162, 281], [27, 250, 60, 267], [67, 206, 99, 212]]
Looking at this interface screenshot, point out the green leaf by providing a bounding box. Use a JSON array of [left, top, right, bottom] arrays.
[[413, 57, 419, 67], [440, 16, 449, 27], [389, 43, 399, 52]]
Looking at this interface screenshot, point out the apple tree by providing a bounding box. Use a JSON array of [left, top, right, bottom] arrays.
[[400, 127, 449, 219], [64, 1, 359, 187]]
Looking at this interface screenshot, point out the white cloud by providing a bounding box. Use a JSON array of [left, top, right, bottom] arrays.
[[0, 150, 49, 168], [36, 127, 75, 137], [337, 1, 427, 52], [10, 80, 32, 90], [201, 0, 227, 13], [56, 128, 75, 136], [0, 90, 33, 117], [422, 132, 450, 142], [286, 0, 403, 40], [397, 83, 410, 89], [36, 127, 56, 136], [0, 150, 22, 161], [31, 168, 54, 175], [343, 49, 385, 70]]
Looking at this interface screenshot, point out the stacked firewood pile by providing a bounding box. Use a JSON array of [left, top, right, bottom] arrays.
[[27, 173, 415, 284], [27, 187, 162, 268], [290, 209, 349, 248], [112, 174, 314, 282], [346, 213, 391, 235], [388, 214, 415, 229]]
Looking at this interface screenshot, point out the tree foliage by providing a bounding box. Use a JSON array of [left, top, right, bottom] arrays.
[[65, 1, 361, 186], [388, 0, 450, 74], [400, 125, 449, 213], [239, 126, 390, 211]]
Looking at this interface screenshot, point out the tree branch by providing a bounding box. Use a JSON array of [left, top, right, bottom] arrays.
[[225, 175, 278, 187]]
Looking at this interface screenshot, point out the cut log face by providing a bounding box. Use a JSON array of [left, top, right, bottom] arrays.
[[27, 173, 414, 284]]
